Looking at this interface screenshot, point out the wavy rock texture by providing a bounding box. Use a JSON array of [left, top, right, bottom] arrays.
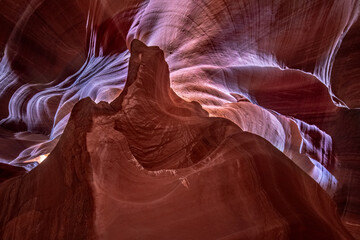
[[0, 0, 359, 239]]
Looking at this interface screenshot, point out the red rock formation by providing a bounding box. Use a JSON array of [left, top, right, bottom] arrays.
[[0, 39, 354, 240], [0, 0, 360, 239]]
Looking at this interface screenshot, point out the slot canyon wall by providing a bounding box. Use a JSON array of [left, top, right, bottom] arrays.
[[0, 0, 359, 239]]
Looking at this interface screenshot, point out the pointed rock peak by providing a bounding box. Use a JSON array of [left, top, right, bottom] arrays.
[[130, 38, 148, 51], [111, 39, 208, 117]]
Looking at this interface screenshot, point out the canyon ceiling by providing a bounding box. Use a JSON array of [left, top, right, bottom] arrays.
[[0, 0, 360, 239]]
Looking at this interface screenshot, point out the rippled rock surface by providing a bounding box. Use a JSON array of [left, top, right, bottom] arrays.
[[0, 0, 359, 239]]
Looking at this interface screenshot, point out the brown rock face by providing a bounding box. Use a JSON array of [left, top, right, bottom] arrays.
[[0, 0, 360, 239], [0, 39, 354, 240]]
